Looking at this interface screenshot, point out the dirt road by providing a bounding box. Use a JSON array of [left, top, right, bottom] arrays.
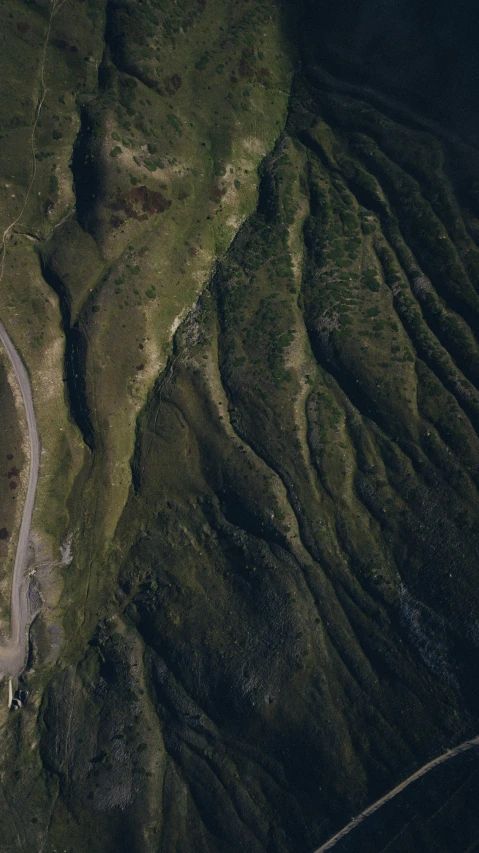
[[313, 735, 479, 852]]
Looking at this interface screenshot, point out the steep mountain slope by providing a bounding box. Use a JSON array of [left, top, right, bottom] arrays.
[[1, 1, 479, 851]]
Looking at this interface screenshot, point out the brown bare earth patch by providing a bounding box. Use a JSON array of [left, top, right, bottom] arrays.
[[164, 73, 182, 95], [112, 185, 172, 222], [210, 184, 227, 202], [239, 57, 254, 78], [51, 36, 79, 52]]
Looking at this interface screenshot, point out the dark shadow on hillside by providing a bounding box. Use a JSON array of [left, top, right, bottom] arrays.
[[39, 259, 95, 450]]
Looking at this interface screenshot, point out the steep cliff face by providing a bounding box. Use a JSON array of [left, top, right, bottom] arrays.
[[1, 1, 479, 851]]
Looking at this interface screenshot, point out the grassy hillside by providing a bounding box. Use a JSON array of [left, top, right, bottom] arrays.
[[0, 0, 479, 851]]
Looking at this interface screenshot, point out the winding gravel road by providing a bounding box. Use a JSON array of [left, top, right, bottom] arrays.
[[0, 320, 39, 677]]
